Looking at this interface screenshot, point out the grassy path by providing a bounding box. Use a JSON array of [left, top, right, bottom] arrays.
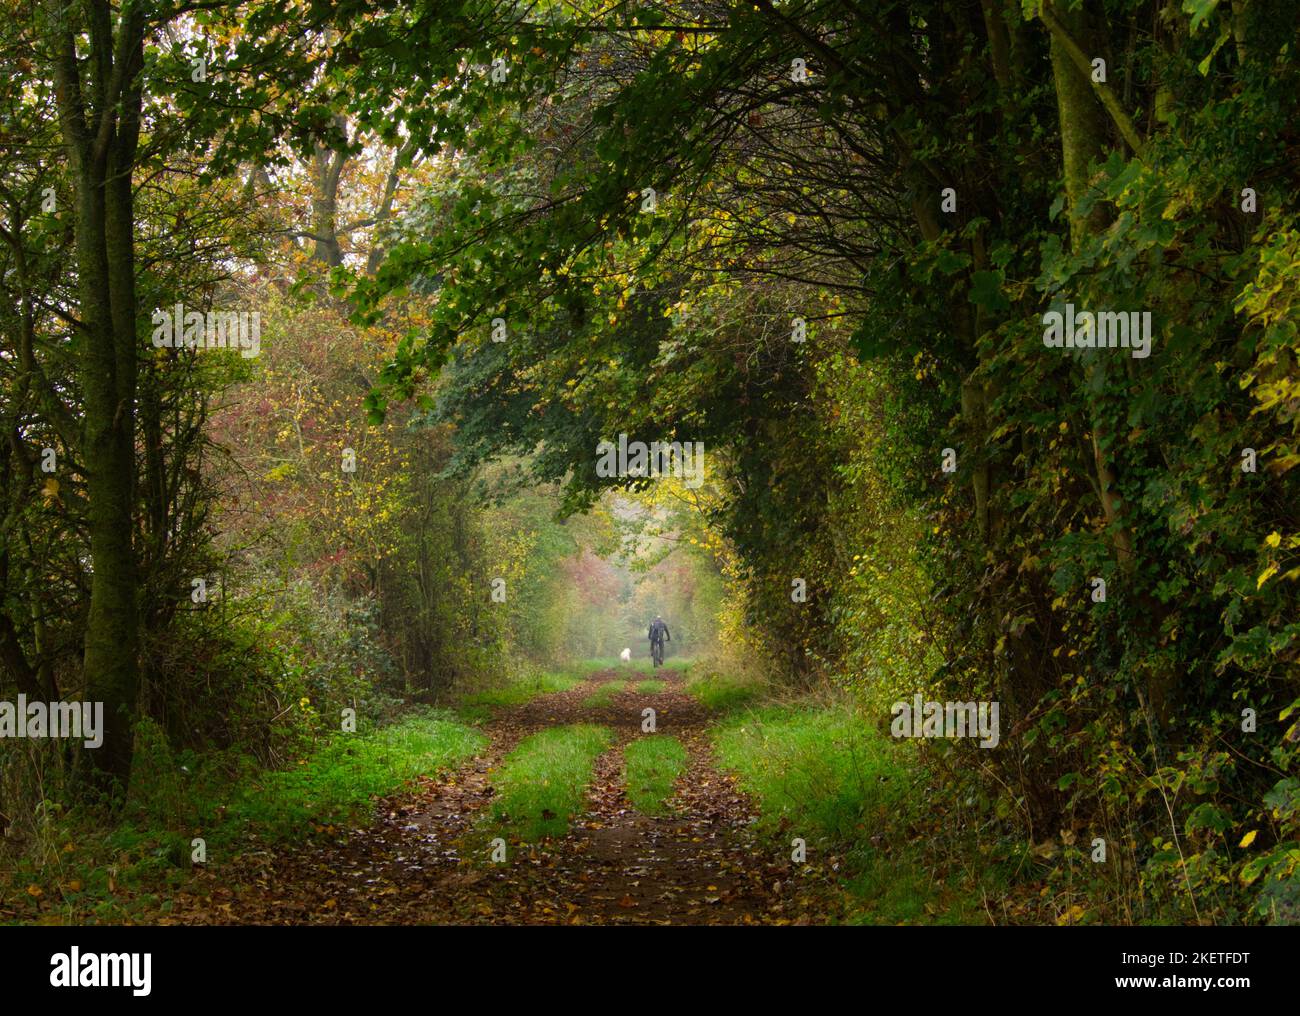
[[160, 666, 841, 925]]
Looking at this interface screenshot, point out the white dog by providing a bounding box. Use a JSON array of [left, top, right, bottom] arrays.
[[619, 648, 632, 663]]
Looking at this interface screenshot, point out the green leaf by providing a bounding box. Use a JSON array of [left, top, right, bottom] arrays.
[[1197, 25, 1232, 75], [935, 249, 972, 275], [1182, 0, 1222, 33], [1239, 855, 1269, 885], [969, 270, 1011, 313]]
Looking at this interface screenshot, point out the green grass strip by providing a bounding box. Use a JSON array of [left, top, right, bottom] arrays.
[[712, 703, 982, 924], [686, 669, 763, 712], [581, 680, 626, 708], [713, 705, 903, 841], [489, 724, 612, 840], [634, 679, 667, 694], [219, 708, 487, 844], [456, 670, 581, 721], [624, 735, 688, 815]]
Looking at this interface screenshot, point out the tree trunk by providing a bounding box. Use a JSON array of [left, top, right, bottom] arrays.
[[47, 0, 146, 788], [1046, 1, 1136, 572]]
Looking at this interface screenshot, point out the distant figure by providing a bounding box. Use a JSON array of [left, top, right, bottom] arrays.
[[620, 647, 632, 663], [648, 615, 670, 667]]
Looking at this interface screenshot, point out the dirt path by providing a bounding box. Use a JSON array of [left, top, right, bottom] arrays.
[[164, 668, 839, 925]]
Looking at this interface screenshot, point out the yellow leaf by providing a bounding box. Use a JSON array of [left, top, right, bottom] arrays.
[[1266, 532, 1282, 548], [1257, 563, 1279, 589], [1239, 829, 1258, 848]]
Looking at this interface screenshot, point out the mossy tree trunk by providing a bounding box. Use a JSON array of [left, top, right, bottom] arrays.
[[46, 0, 147, 788]]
